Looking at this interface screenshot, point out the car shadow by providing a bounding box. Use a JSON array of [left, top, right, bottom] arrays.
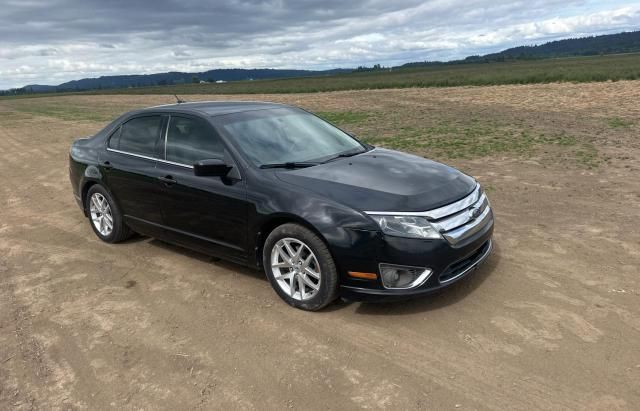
[[119, 233, 149, 244], [346, 242, 502, 316], [139, 235, 499, 315], [147, 238, 267, 281]]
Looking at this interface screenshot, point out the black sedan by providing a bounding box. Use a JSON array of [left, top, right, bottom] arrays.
[[69, 101, 494, 310]]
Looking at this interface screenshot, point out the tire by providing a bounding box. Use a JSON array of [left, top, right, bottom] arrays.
[[263, 223, 339, 311], [85, 184, 133, 243]]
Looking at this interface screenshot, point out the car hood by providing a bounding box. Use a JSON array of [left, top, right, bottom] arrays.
[[275, 148, 477, 212]]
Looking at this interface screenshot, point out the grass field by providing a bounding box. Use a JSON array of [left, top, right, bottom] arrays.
[[6, 82, 628, 169], [3, 53, 640, 99], [2, 96, 602, 168]]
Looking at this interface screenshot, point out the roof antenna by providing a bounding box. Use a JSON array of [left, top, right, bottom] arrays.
[[174, 94, 185, 104]]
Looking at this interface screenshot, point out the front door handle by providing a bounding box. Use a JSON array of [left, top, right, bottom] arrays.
[[158, 175, 177, 186]]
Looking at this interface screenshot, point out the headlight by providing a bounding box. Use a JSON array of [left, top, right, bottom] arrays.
[[368, 215, 442, 239]]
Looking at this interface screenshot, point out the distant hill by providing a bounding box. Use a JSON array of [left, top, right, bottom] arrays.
[[21, 84, 58, 93], [7, 53, 640, 97], [403, 30, 640, 67], [473, 30, 640, 61], [21, 68, 350, 94], [6, 30, 640, 95]]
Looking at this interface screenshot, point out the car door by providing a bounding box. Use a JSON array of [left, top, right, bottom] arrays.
[[101, 114, 166, 237], [155, 114, 249, 262]]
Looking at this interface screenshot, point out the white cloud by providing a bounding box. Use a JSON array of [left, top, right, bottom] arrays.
[[0, 1, 639, 88]]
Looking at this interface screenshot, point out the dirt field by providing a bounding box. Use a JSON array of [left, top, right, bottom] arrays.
[[1, 82, 639, 410]]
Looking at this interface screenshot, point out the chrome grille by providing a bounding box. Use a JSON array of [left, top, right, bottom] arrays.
[[426, 184, 493, 246]]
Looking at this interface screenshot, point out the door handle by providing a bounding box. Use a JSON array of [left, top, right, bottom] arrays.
[[103, 160, 112, 171], [158, 175, 177, 186]]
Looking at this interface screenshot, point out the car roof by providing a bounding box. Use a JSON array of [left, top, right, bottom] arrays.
[[139, 100, 290, 117]]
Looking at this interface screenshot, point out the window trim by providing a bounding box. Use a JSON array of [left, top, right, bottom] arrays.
[[162, 113, 226, 167], [106, 114, 164, 159], [164, 115, 170, 160], [106, 147, 193, 169], [104, 112, 244, 178], [107, 125, 122, 150]]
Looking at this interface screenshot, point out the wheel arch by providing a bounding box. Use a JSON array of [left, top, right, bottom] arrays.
[[79, 164, 106, 216], [254, 213, 334, 270], [80, 178, 121, 218], [80, 180, 99, 216]]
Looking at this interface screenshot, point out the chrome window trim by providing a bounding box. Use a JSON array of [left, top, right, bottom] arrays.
[[106, 125, 122, 150], [364, 184, 481, 219], [106, 113, 243, 177], [106, 147, 193, 169], [160, 113, 237, 177], [164, 115, 170, 160]]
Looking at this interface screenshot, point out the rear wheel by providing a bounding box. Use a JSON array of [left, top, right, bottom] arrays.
[[263, 223, 339, 311], [86, 184, 133, 243]]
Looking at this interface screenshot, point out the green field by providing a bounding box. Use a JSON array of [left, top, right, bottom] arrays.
[[3, 53, 640, 99]]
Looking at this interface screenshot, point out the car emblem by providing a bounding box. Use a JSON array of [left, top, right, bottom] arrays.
[[468, 207, 482, 220]]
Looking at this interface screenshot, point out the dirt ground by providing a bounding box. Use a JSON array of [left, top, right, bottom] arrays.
[[1, 82, 639, 410]]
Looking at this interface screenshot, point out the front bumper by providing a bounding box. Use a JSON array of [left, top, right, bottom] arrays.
[[336, 193, 494, 300], [340, 237, 492, 301]]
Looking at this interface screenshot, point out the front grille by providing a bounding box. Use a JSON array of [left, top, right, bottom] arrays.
[[424, 184, 493, 246], [439, 240, 491, 283]]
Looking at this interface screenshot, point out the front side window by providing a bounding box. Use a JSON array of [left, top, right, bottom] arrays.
[[109, 116, 162, 157], [216, 108, 364, 166], [165, 116, 224, 165]]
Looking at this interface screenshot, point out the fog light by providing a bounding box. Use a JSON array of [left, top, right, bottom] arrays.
[[379, 264, 432, 289]]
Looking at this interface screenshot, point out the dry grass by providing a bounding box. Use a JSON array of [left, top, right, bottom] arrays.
[[6, 80, 640, 169]]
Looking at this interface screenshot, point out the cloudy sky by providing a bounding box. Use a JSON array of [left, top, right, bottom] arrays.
[[0, 0, 639, 89]]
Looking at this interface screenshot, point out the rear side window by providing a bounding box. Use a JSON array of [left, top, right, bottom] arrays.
[[109, 116, 162, 157], [165, 116, 224, 165]]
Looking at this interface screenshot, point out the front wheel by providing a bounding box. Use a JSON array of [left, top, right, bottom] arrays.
[[263, 223, 339, 311]]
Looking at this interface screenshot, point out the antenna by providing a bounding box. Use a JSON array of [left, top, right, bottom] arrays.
[[174, 94, 185, 104]]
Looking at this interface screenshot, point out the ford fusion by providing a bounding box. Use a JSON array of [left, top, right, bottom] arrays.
[[69, 101, 494, 311]]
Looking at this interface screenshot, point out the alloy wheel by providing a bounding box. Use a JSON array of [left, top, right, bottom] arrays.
[[89, 192, 114, 237], [270, 238, 321, 301]]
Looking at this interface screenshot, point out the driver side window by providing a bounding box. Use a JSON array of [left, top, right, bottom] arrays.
[[165, 116, 224, 165]]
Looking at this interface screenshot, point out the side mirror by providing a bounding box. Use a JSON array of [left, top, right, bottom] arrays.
[[193, 158, 231, 177]]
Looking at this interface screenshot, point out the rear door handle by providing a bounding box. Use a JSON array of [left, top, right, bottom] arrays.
[[158, 175, 177, 186]]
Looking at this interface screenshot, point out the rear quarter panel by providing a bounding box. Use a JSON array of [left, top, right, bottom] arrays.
[[69, 137, 104, 212]]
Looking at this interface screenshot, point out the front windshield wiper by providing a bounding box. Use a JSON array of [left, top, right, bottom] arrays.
[[259, 162, 319, 169], [320, 147, 368, 163]]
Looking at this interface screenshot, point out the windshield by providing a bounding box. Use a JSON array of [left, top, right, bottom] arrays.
[[216, 108, 365, 167]]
